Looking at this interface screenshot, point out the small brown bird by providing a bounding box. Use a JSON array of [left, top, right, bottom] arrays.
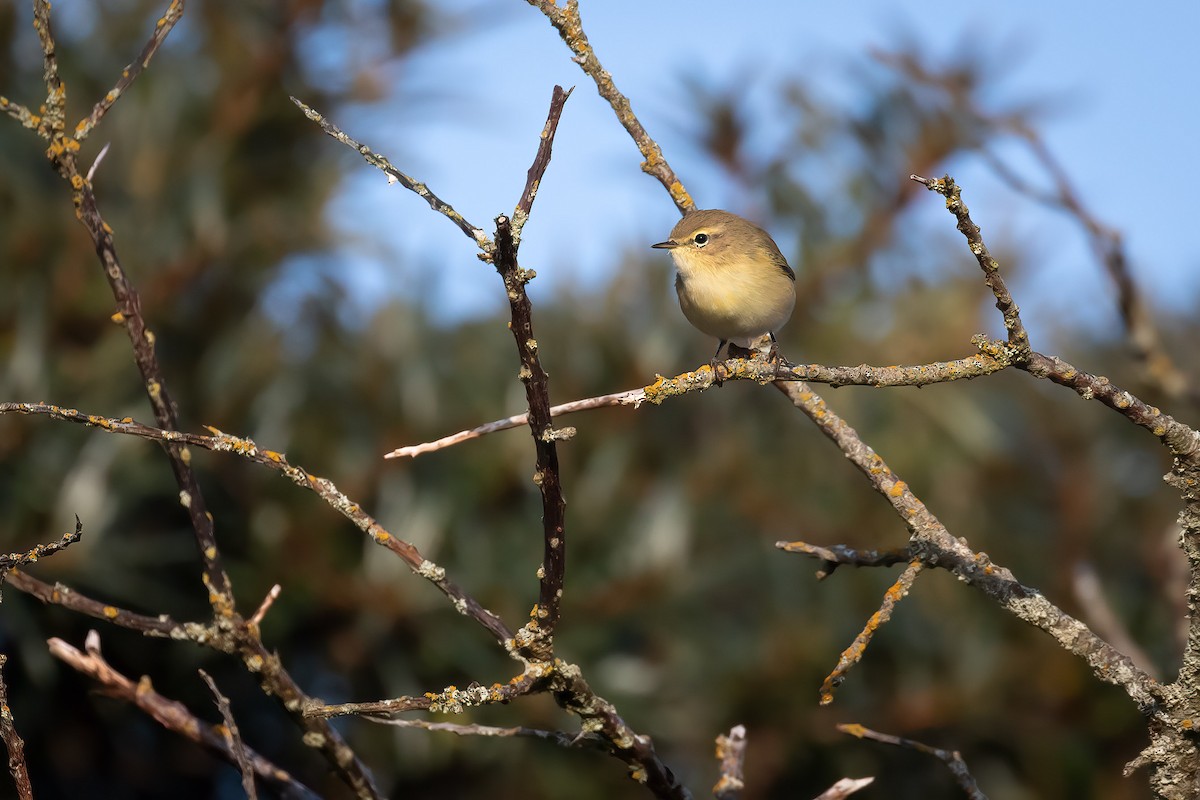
[[652, 209, 796, 366]]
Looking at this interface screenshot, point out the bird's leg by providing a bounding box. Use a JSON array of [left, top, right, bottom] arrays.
[[710, 340, 728, 386], [766, 333, 794, 370]]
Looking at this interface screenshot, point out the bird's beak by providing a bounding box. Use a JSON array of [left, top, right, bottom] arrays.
[[651, 239, 678, 250]]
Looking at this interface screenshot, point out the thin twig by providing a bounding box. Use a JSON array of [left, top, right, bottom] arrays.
[[512, 85, 573, 244], [290, 96, 491, 252], [385, 349, 1010, 460], [910, 174, 1030, 360], [524, 0, 693, 214], [838, 723, 987, 800], [74, 0, 186, 142], [365, 717, 605, 750], [384, 389, 645, 459], [713, 725, 747, 800], [771, 378, 1161, 713], [305, 665, 549, 719], [248, 584, 282, 629], [199, 669, 257, 800], [812, 777, 875, 800], [1, 516, 83, 570], [819, 561, 924, 705], [49, 634, 319, 800], [0, 656, 33, 800], [776, 540, 911, 580], [493, 87, 573, 653], [0, 402, 514, 647]]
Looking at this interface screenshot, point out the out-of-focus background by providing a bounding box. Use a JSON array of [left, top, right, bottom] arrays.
[[2, 1, 1198, 797]]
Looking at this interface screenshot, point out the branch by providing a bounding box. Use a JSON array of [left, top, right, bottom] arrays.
[[384, 349, 1010, 460], [0, 402, 513, 646], [771, 379, 1161, 711], [49, 634, 318, 800], [0, 656, 32, 800], [777, 540, 911, 580], [363, 717, 605, 750], [819, 561, 923, 705], [199, 669, 257, 800], [384, 389, 645, 458], [838, 724, 986, 800], [492, 87, 573, 652], [713, 725, 747, 800], [289, 96, 491, 251], [304, 664, 547, 719], [513, 85, 573, 243], [524, 0, 693, 214], [73, 0, 186, 142], [0, 516, 83, 570], [910, 175, 1030, 359]]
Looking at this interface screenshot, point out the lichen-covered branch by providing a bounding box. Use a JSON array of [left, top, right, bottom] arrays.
[[1, 516, 83, 570], [290, 96, 492, 251], [838, 724, 985, 800], [524, 0, 693, 214], [50, 634, 318, 800], [0, 656, 32, 800], [0, 402, 513, 647]]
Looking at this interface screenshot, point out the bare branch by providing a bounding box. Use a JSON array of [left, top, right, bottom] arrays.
[[0, 403, 513, 646], [74, 0, 186, 142], [910, 174, 1030, 359], [812, 777, 875, 800], [290, 96, 492, 251], [199, 670, 257, 800], [524, 0, 693, 214], [513, 85, 573, 243], [777, 540, 911, 580], [820, 561, 924, 705], [1, 516, 83, 570], [713, 725, 747, 800], [49, 635, 319, 800], [0, 656, 32, 800], [772, 378, 1161, 712], [838, 723, 986, 800], [365, 717, 604, 750], [384, 389, 645, 459]]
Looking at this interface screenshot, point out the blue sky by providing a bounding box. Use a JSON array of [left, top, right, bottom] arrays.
[[293, 1, 1200, 344]]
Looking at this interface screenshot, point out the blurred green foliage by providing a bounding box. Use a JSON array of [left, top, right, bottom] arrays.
[[1, 3, 1196, 799]]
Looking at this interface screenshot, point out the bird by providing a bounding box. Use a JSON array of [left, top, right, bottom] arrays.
[[652, 209, 796, 373]]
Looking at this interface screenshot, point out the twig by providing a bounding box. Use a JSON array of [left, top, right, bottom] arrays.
[[74, 0, 186, 142], [838, 723, 986, 800], [910, 175, 1030, 360], [0, 403, 513, 647], [199, 669, 257, 800], [819, 561, 923, 705], [0, 656, 32, 800], [306, 665, 548, 719], [289, 96, 491, 252], [492, 87, 573, 653], [771, 378, 1161, 712], [49, 634, 319, 800], [513, 85, 573, 244], [712, 725, 747, 800], [984, 133, 1193, 402], [32, 0, 65, 137], [384, 389, 645, 459], [364, 717, 605, 749], [524, 0, 693, 214], [1, 516, 83, 570], [7, 568, 187, 638], [776, 540, 910, 580], [811, 777, 875, 800], [248, 584, 281, 629], [385, 350, 1010, 460]]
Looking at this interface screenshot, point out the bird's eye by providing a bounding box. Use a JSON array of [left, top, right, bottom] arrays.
[[693, 233, 709, 246]]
